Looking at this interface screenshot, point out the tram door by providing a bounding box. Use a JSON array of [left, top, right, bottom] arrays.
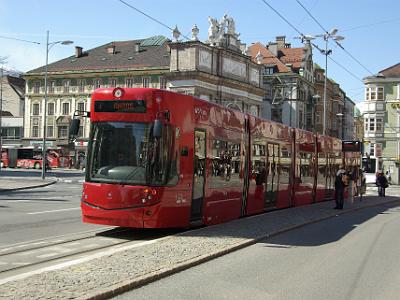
[[265, 143, 279, 208], [190, 130, 206, 223]]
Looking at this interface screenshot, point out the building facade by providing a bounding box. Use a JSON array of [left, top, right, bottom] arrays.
[[363, 63, 400, 184], [248, 36, 315, 130], [24, 36, 171, 163], [23, 17, 263, 164], [0, 74, 25, 148]]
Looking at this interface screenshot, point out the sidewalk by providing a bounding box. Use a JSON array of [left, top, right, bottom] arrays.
[[0, 176, 56, 192], [0, 185, 399, 300], [0, 168, 84, 192]]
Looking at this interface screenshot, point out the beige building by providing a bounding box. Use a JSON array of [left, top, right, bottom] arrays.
[[23, 16, 263, 163], [0, 74, 25, 148]]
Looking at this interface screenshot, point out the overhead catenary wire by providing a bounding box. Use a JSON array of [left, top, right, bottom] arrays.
[[260, 0, 304, 37], [294, 0, 375, 76], [260, 0, 364, 84], [116, 0, 191, 41], [0, 35, 40, 44], [342, 17, 400, 32]]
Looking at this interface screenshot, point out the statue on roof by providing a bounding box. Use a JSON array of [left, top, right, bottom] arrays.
[[208, 16, 219, 45]]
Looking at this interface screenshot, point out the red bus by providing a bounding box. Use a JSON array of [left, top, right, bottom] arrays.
[[1, 147, 60, 169], [73, 88, 359, 228]]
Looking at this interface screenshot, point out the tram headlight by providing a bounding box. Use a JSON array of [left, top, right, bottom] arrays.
[[113, 88, 124, 98], [140, 188, 158, 205]]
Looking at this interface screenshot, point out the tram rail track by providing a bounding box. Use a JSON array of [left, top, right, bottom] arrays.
[[0, 227, 177, 276]]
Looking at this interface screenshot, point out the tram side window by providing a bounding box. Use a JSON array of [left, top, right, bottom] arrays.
[[251, 142, 266, 186], [298, 152, 313, 186], [279, 145, 291, 187], [227, 141, 241, 186], [266, 144, 279, 194], [210, 139, 227, 188], [210, 139, 241, 188], [318, 152, 326, 184]]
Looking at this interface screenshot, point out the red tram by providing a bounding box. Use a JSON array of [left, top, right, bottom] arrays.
[[76, 88, 360, 228]]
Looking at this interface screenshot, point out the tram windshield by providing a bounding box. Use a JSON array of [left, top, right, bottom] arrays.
[[87, 121, 177, 186]]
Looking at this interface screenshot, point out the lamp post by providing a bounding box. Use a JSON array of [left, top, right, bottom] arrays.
[[312, 94, 321, 134], [336, 112, 344, 139], [301, 29, 344, 136], [41, 31, 73, 179]]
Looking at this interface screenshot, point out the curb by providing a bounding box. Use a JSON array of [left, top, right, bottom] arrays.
[[83, 197, 400, 300], [0, 180, 57, 192]]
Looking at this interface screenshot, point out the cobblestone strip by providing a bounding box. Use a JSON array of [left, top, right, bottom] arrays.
[[0, 196, 399, 300]]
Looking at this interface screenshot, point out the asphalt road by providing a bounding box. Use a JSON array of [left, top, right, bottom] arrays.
[[114, 202, 400, 300], [0, 170, 107, 246]]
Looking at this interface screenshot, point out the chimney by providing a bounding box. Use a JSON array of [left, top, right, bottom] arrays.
[[134, 42, 141, 53], [107, 42, 115, 54], [75, 46, 83, 58], [276, 36, 286, 49], [267, 42, 278, 57]]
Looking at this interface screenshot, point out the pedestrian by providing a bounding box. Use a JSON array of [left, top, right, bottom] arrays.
[[356, 169, 366, 201], [334, 165, 347, 209], [376, 171, 388, 197], [386, 170, 392, 184]]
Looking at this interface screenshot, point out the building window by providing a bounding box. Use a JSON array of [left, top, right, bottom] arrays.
[[77, 102, 85, 113], [78, 124, 84, 137], [3, 127, 21, 140], [33, 81, 40, 94], [397, 84, 400, 100], [58, 126, 69, 138], [109, 78, 117, 87], [47, 125, 54, 138], [32, 126, 39, 138], [48, 103, 55, 116], [94, 79, 101, 89], [370, 143, 375, 156], [32, 103, 40, 116], [316, 112, 321, 124], [159, 76, 167, 89], [376, 118, 383, 131], [369, 118, 375, 131], [126, 78, 134, 88], [48, 81, 56, 93], [377, 87, 384, 100], [263, 67, 274, 75], [62, 102, 70, 115], [366, 86, 384, 101], [63, 80, 70, 93], [142, 77, 150, 88], [78, 79, 86, 92]]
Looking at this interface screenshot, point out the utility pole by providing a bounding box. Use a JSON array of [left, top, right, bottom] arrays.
[[0, 58, 7, 171]]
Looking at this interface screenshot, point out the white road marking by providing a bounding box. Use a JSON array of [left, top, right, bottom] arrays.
[[0, 236, 171, 285], [27, 207, 80, 215], [81, 244, 100, 249], [6, 200, 31, 203]]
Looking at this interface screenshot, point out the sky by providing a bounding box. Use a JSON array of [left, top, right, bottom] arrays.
[[0, 0, 399, 103]]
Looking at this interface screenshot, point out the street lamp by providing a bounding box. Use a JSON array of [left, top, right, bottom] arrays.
[[312, 94, 321, 134], [301, 29, 344, 136], [41, 30, 73, 180]]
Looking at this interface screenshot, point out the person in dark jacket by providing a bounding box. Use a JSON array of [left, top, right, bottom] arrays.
[[376, 171, 388, 197], [334, 166, 347, 209]]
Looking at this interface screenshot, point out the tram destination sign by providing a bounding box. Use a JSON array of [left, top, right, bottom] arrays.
[[94, 100, 146, 113], [342, 140, 362, 152]]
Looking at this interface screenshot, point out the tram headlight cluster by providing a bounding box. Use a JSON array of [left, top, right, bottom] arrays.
[[140, 188, 157, 204]]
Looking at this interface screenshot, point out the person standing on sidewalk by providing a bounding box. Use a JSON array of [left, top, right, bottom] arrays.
[[334, 166, 347, 209], [376, 171, 388, 197]]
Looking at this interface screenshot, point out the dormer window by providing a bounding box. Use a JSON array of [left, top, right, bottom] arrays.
[[263, 67, 274, 75]]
